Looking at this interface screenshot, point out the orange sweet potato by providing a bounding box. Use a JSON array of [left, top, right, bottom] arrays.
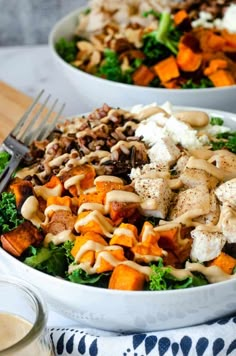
[[154, 56, 180, 83], [139, 221, 160, 245], [208, 69, 235, 87], [46, 196, 72, 208], [204, 58, 228, 76], [71, 231, 107, 265], [158, 226, 192, 263], [75, 210, 114, 236], [10, 179, 34, 211], [131, 243, 163, 263], [222, 29, 236, 48], [132, 65, 155, 86], [78, 192, 104, 206], [208, 252, 236, 274], [108, 264, 146, 290], [1, 221, 43, 257], [110, 223, 138, 248], [177, 43, 202, 72], [95, 179, 124, 196], [174, 10, 189, 27], [60, 165, 96, 196], [208, 33, 226, 51], [95, 248, 126, 273]]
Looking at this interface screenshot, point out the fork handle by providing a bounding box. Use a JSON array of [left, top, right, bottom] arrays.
[[0, 152, 24, 193]]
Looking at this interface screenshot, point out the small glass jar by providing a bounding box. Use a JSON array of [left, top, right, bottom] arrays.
[[0, 276, 54, 356]]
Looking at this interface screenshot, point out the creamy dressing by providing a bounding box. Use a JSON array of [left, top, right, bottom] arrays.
[[186, 262, 236, 283], [21, 196, 43, 227], [48, 153, 69, 167], [64, 174, 85, 195], [44, 204, 71, 224], [44, 230, 76, 247], [94, 175, 123, 184], [75, 210, 114, 237], [104, 190, 140, 213], [34, 184, 63, 200], [0, 313, 51, 355], [78, 203, 105, 214]]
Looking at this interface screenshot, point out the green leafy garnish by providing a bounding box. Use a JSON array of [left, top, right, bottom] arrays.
[[210, 131, 236, 153], [0, 192, 24, 234], [181, 78, 213, 89], [148, 260, 208, 291], [68, 268, 110, 288], [24, 242, 69, 277], [210, 116, 224, 126], [55, 37, 77, 63], [0, 151, 10, 175], [97, 49, 134, 83]]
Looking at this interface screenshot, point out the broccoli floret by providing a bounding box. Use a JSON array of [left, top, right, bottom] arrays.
[[142, 12, 182, 65]]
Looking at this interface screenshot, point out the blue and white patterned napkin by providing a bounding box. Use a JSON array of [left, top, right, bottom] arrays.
[[49, 315, 236, 356]]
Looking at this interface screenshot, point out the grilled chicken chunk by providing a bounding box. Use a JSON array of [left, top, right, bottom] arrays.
[[169, 185, 210, 223], [180, 167, 219, 189], [215, 178, 236, 207], [190, 228, 226, 262], [134, 177, 172, 218]]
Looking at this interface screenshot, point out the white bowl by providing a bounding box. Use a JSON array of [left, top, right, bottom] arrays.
[[0, 105, 236, 333], [49, 7, 236, 113]]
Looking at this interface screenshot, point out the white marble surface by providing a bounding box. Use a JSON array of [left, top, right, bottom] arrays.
[[0, 45, 91, 116]]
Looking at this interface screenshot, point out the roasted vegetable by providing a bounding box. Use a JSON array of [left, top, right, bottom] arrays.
[[1, 220, 43, 257], [108, 264, 146, 290]]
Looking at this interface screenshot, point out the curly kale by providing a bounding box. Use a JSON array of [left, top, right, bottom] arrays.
[[55, 37, 78, 63], [0, 192, 24, 234], [148, 260, 208, 291]]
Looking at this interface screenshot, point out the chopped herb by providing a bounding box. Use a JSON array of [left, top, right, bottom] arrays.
[[210, 116, 224, 126], [210, 131, 236, 153]]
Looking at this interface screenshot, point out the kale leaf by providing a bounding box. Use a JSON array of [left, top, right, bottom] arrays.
[[97, 49, 133, 84], [148, 260, 208, 291], [55, 37, 78, 63], [68, 268, 110, 288], [24, 242, 69, 277], [0, 192, 24, 234]]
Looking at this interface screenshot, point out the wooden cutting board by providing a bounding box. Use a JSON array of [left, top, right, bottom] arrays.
[[0, 81, 33, 143]]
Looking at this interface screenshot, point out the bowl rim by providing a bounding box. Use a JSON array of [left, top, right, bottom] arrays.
[[48, 6, 236, 93], [1, 105, 236, 296]]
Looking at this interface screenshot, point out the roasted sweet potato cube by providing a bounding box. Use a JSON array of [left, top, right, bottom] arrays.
[[108, 264, 146, 290], [1, 221, 43, 257], [10, 179, 34, 211]]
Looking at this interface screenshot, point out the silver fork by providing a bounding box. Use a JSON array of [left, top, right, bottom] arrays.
[[0, 90, 65, 193]]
